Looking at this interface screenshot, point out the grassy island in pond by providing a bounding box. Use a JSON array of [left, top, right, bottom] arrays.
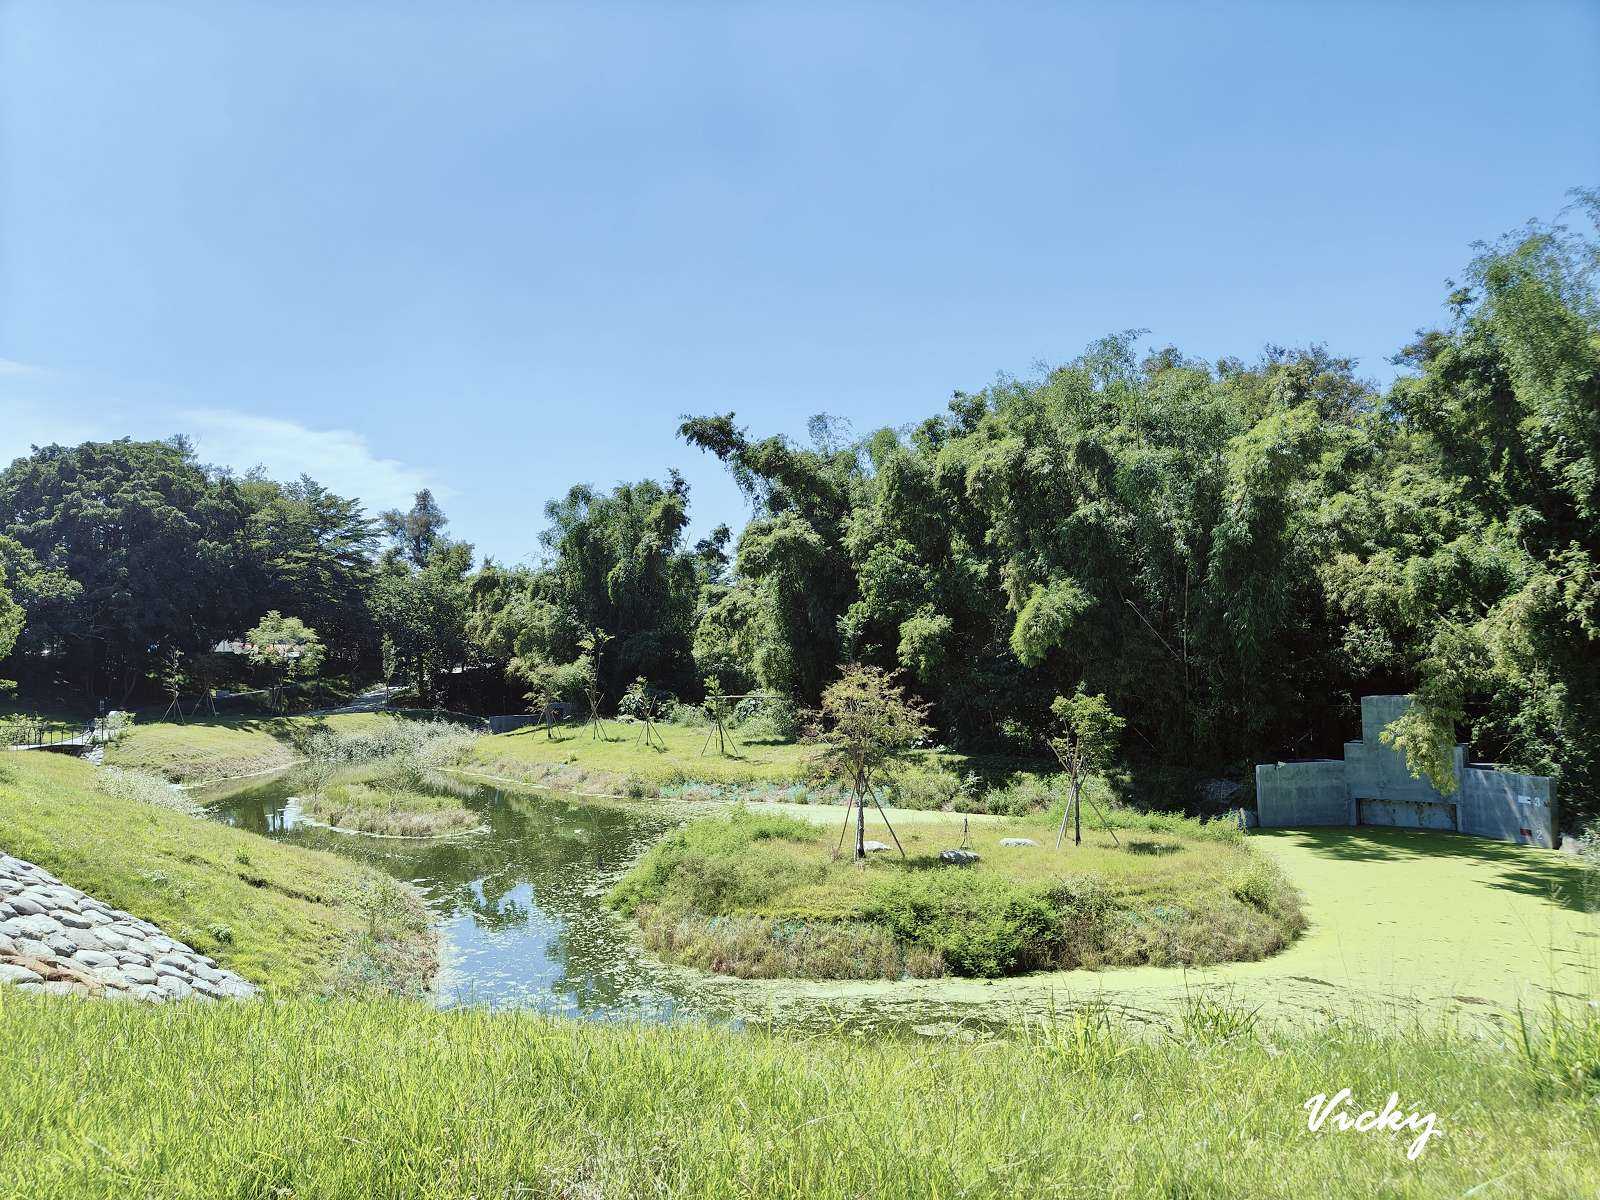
[[611, 806, 1304, 979], [296, 718, 483, 838]]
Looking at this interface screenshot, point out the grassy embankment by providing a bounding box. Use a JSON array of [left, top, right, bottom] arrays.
[[0, 993, 1597, 1199], [0, 752, 433, 995], [103, 712, 389, 784], [610, 806, 1303, 979]]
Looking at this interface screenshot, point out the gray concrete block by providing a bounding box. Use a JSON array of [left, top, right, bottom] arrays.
[[1256, 760, 1351, 827], [1460, 767, 1556, 848]]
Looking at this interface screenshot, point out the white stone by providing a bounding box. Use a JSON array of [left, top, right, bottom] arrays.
[[0, 963, 44, 986]]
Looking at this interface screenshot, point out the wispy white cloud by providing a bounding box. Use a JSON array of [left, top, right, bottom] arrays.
[[0, 359, 45, 377], [180, 409, 436, 512], [0, 389, 436, 513]]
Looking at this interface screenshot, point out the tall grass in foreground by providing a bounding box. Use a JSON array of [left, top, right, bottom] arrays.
[[0, 995, 1596, 1199]]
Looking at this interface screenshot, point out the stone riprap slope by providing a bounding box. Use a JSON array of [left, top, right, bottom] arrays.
[[0, 852, 256, 1001]]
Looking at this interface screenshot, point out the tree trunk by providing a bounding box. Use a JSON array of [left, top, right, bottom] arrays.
[[855, 785, 866, 862], [1074, 776, 1082, 846]]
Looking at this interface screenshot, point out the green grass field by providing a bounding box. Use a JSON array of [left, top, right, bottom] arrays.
[[0, 993, 1595, 1199], [468, 718, 1051, 800], [470, 719, 821, 785], [104, 712, 389, 783], [0, 753, 433, 994]]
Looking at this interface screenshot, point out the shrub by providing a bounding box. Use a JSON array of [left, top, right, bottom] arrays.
[[609, 808, 822, 916], [636, 907, 941, 980], [862, 872, 1065, 978], [881, 765, 977, 811]]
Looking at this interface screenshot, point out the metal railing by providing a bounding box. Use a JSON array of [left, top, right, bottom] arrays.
[[2, 717, 108, 751]]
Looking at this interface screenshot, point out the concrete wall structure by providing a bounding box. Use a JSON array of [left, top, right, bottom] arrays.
[[1255, 761, 1351, 827], [1255, 695, 1558, 846], [1459, 766, 1557, 849]]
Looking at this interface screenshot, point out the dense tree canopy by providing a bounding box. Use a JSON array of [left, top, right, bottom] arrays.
[[1, 195, 1595, 822]]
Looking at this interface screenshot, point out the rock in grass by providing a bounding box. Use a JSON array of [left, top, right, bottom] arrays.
[[939, 849, 980, 865], [862, 840, 892, 853], [0, 963, 44, 986], [999, 838, 1038, 847]]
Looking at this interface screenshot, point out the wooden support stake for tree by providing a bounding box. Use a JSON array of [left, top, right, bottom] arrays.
[[833, 792, 857, 860], [865, 775, 907, 859]]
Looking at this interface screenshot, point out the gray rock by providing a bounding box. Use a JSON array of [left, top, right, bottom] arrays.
[[93, 929, 129, 951], [120, 965, 159, 985], [154, 962, 190, 981], [999, 837, 1038, 847], [44, 933, 81, 958], [189, 962, 225, 983], [13, 981, 44, 993], [73, 949, 118, 970], [1, 913, 61, 939], [6, 895, 46, 917], [156, 975, 193, 1000], [114, 950, 152, 967], [216, 979, 255, 999], [938, 849, 980, 865], [861, 840, 892, 853], [82, 910, 115, 927], [57, 912, 93, 930], [42, 981, 90, 998], [0, 963, 44, 986], [131, 985, 165, 1003], [0, 933, 14, 956], [17, 937, 55, 959]]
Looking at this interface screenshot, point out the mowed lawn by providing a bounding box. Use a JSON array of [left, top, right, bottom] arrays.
[[104, 712, 389, 783], [0, 752, 430, 992], [468, 718, 1048, 791], [469, 720, 819, 785]]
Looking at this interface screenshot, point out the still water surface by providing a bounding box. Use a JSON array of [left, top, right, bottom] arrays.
[[203, 771, 1020, 1035]]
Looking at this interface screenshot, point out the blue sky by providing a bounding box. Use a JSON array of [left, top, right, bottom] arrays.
[[2, 2, 1596, 564]]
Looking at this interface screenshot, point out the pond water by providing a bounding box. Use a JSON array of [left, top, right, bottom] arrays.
[[201, 771, 1029, 1035]]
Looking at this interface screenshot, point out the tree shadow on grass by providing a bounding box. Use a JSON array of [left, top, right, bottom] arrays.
[[1270, 827, 1596, 914]]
